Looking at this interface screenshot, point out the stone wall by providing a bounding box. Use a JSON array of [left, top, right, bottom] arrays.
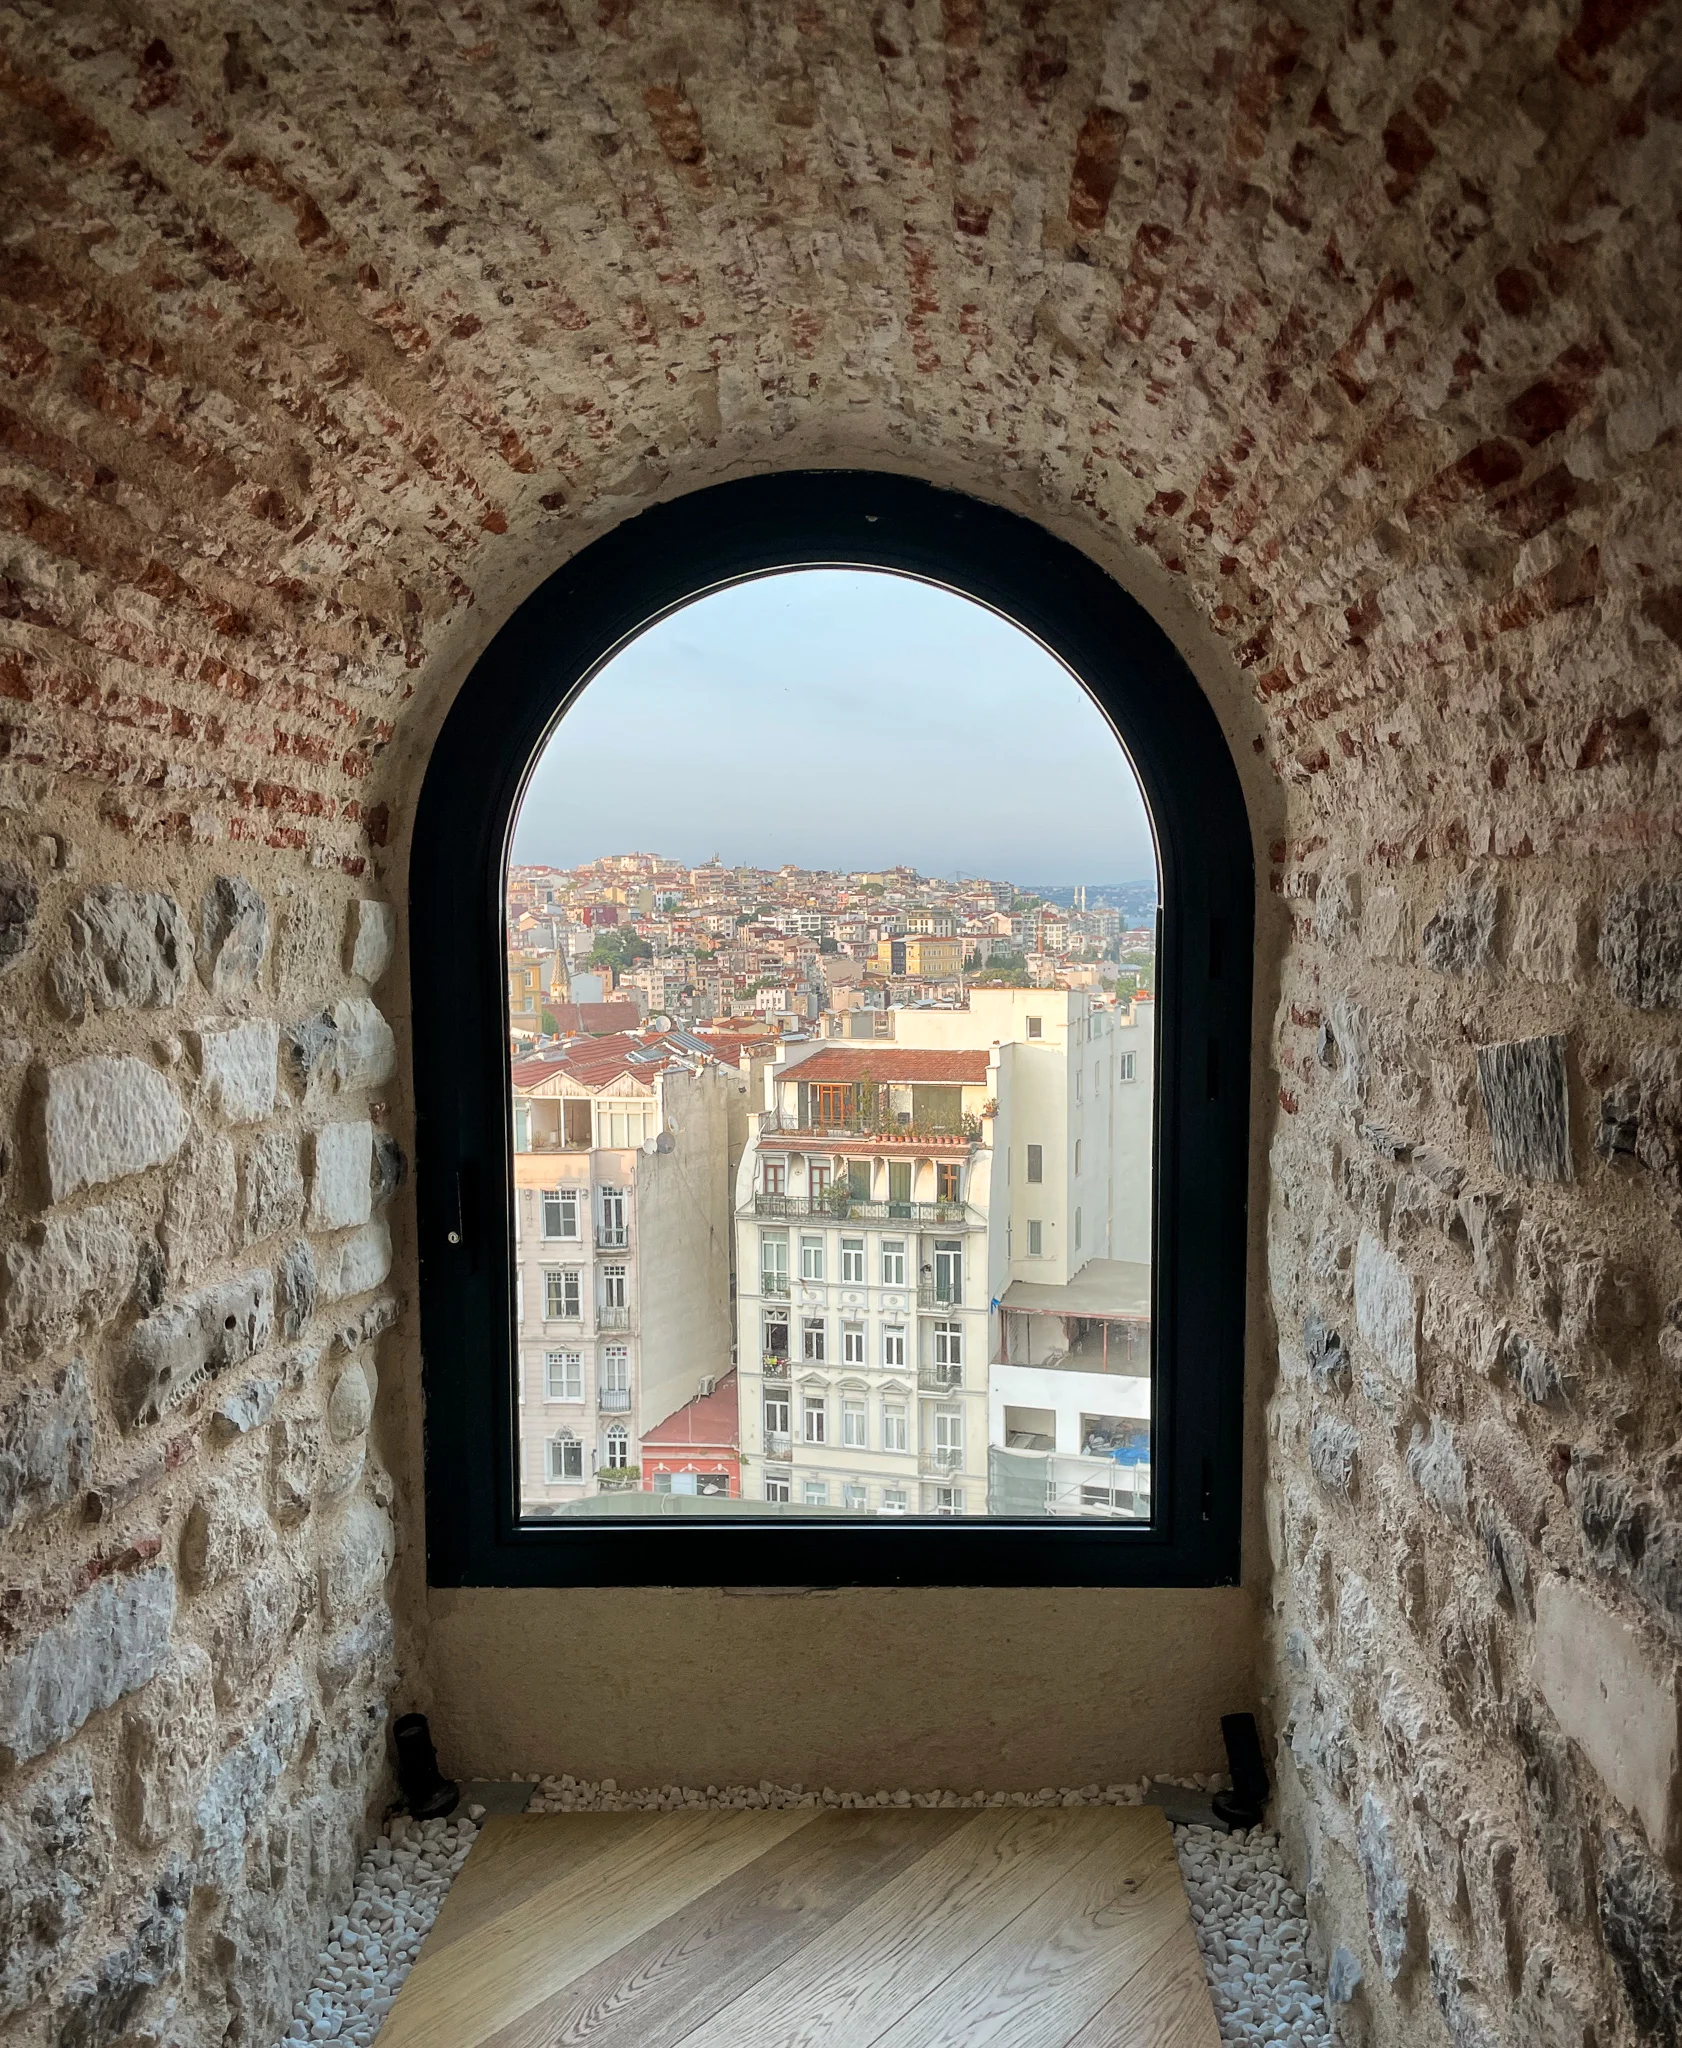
[[0, 795, 403, 2048], [0, 2, 1680, 2045]]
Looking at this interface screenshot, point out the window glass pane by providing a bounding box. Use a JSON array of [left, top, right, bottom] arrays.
[[506, 568, 1158, 1521]]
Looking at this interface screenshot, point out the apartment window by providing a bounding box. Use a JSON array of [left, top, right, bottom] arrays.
[[761, 1233, 789, 1294], [1074, 1139, 1082, 1176], [599, 1186, 627, 1246], [802, 1319, 826, 1363], [419, 470, 1251, 1585], [934, 1409, 963, 1468], [883, 1326, 906, 1369], [934, 1486, 964, 1515], [1026, 1016, 1042, 1039], [882, 1403, 908, 1452], [800, 1235, 825, 1283], [933, 1321, 962, 1370], [600, 1264, 627, 1310], [881, 1240, 906, 1287], [843, 1483, 869, 1511], [542, 1189, 579, 1240], [764, 1393, 790, 1436], [1075, 1208, 1083, 1250], [762, 1160, 785, 1196], [763, 1312, 790, 1362], [547, 1434, 583, 1482], [840, 1237, 865, 1283], [545, 1350, 582, 1400], [1075, 1069, 1083, 1105], [1027, 1220, 1044, 1257], [881, 1486, 908, 1513], [847, 1160, 871, 1199], [600, 1345, 630, 1394], [1026, 1144, 1043, 1184], [933, 1240, 962, 1306], [842, 1398, 868, 1449], [543, 1268, 580, 1320], [1094, 1061, 1101, 1095], [1120, 1051, 1137, 1082], [813, 1083, 852, 1125], [802, 1479, 830, 1507], [937, 1162, 959, 1203], [764, 1477, 791, 1504], [604, 1424, 629, 1468], [803, 1395, 827, 1443], [842, 1323, 865, 1365], [809, 1162, 831, 1200]]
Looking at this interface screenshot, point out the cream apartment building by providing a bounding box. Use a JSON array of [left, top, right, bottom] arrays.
[[512, 1037, 733, 1514], [733, 986, 1158, 1516]]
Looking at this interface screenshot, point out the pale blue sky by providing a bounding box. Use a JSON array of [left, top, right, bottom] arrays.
[[512, 570, 1157, 883]]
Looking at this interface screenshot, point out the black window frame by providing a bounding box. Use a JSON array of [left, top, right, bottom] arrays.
[[411, 470, 1253, 1589]]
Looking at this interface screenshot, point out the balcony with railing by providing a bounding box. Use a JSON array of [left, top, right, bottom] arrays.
[[596, 1226, 629, 1250], [917, 1364, 964, 1393], [598, 1386, 631, 1412], [597, 1305, 630, 1331], [751, 1192, 969, 1227], [760, 1353, 791, 1380], [917, 1277, 963, 1308], [759, 1272, 791, 1298], [919, 1445, 964, 1475], [757, 1108, 980, 1151], [764, 1430, 792, 1458]]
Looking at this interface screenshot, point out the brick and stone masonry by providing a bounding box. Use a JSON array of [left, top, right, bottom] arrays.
[[0, 2, 1678, 2044]]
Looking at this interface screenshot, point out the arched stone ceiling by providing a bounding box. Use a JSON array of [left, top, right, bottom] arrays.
[[0, 0, 1677, 873]]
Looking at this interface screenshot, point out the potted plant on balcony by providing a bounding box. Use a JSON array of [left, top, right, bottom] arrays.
[[596, 1464, 640, 1491]]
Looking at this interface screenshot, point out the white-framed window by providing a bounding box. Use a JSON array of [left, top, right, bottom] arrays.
[[800, 1235, 825, 1282], [881, 1239, 906, 1287], [1026, 1016, 1042, 1039], [762, 1159, 786, 1196], [842, 1482, 868, 1511], [600, 1263, 628, 1309], [933, 1240, 962, 1305], [935, 1408, 963, 1465], [1120, 1051, 1137, 1082], [764, 1476, 791, 1503], [1026, 1143, 1042, 1184], [933, 1321, 962, 1368], [802, 1478, 830, 1506], [1075, 1207, 1082, 1250], [543, 1268, 581, 1319], [802, 1319, 827, 1363], [882, 1326, 906, 1369], [882, 1402, 907, 1452], [547, 1432, 583, 1481], [842, 1397, 867, 1448], [809, 1162, 831, 1200], [802, 1394, 827, 1443], [542, 1188, 579, 1240], [842, 1323, 865, 1365], [599, 1185, 627, 1245], [1027, 1220, 1044, 1256], [840, 1237, 865, 1283], [764, 1392, 790, 1435], [761, 1231, 789, 1292], [934, 1485, 964, 1514], [601, 1344, 629, 1393], [881, 1486, 908, 1513], [604, 1423, 629, 1467], [544, 1350, 582, 1400]]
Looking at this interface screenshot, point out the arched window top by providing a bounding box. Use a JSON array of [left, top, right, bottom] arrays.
[[413, 473, 1252, 1588]]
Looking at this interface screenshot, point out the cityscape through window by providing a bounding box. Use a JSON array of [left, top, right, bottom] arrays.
[[506, 570, 1158, 1520]]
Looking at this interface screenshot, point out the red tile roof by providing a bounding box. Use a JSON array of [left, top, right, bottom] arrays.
[[640, 1371, 740, 1449], [548, 1000, 642, 1036], [783, 1046, 991, 1085]]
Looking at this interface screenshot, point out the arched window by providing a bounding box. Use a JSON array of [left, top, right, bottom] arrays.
[[413, 473, 1251, 1587]]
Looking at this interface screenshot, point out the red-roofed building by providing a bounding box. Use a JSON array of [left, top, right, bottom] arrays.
[[639, 1370, 740, 1498]]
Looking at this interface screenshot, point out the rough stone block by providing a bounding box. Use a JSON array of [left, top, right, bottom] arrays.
[[118, 1269, 275, 1429], [1517, 1699, 1592, 1921], [1429, 1940, 1501, 2048], [211, 1375, 280, 1440], [41, 1055, 189, 1202], [270, 1413, 321, 1526], [373, 1128, 407, 1206], [0, 1565, 176, 1766], [1363, 887, 1413, 964], [346, 899, 396, 984], [1358, 1789, 1415, 1981], [0, 1756, 104, 2020], [1422, 873, 1500, 975], [1303, 1306, 1349, 1391], [180, 1476, 275, 1591], [3, 1207, 137, 1357], [0, 859, 39, 975], [1476, 1034, 1572, 1182], [1407, 1419, 1468, 1522], [1537, 1575, 1682, 1859], [1601, 876, 1682, 1010], [159, 1128, 237, 1282], [285, 996, 396, 1100], [0, 1361, 92, 1533], [1505, 1329, 1564, 1405], [1596, 1050, 1682, 1189], [1310, 1413, 1360, 1498], [240, 1129, 305, 1243], [1354, 1230, 1418, 1387], [1599, 1827, 1682, 2044], [320, 1220, 393, 1302], [194, 1686, 308, 1893], [208, 1562, 300, 1708], [318, 1604, 395, 1700], [53, 1858, 188, 2048], [1518, 1951, 1598, 2048], [1465, 1818, 1522, 1996], [192, 1018, 278, 1123], [49, 886, 191, 1022], [277, 1237, 317, 1338], [121, 1643, 215, 1849], [327, 1360, 374, 1442], [198, 875, 269, 999], [318, 1498, 394, 1624], [1314, 872, 1361, 949], [276, 892, 337, 993], [1510, 888, 1594, 986], [310, 1119, 374, 1229], [1457, 1187, 1517, 1300]]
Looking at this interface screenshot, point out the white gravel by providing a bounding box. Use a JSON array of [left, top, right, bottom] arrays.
[[271, 1779, 1327, 2047]]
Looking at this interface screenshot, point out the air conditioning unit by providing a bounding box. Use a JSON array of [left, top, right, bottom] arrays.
[[698, 1375, 717, 1397]]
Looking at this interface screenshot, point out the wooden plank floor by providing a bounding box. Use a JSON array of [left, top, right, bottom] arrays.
[[376, 1807, 1221, 2048]]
